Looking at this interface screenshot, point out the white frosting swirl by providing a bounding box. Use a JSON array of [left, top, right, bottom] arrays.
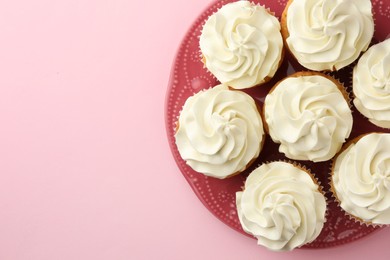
[[264, 74, 353, 162], [199, 1, 283, 89], [236, 162, 326, 251], [175, 84, 264, 179], [332, 133, 390, 224], [285, 0, 374, 71], [353, 39, 390, 128]]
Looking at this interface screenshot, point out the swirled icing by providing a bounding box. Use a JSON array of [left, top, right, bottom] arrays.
[[332, 133, 390, 224], [353, 39, 390, 128], [175, 84, 264, 179], [236, 162, 326, 251], [199, 1, 283, 89], [264, 74, 353, 162], [284, 0, 374, 71]]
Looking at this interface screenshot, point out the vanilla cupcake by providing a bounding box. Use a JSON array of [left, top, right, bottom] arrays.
[[353, 39, 390, 128], [264, 72, 353, 162], [236, 161, 327, 251], [175, 84, 265, 179], [331, 133, 390, 225], [281, 0, 374, 71], [199, 1, 284, 89]]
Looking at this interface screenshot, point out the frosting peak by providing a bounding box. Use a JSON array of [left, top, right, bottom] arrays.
[[264, 74, 353, 162], [200, 1, 283, 89], [353, 39, 390, 128], [236, 162, 326, 251], [175, 84, 264, 179], [332, 133, 390, 224], [284, 0, 374, 71]]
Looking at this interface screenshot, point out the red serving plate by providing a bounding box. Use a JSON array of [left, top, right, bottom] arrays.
[[165, 0, 390, 248]]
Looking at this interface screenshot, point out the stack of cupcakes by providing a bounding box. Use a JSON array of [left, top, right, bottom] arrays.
[[173, 0, 389, 251]]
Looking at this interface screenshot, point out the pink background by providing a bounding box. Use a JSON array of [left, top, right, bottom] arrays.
[[0, 0, 389, 259]]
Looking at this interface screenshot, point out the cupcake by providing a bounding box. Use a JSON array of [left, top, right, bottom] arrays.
[[236, 161, 327, 251], [263, 71, 353, 162], [353, 39, 390, 129], [281, 0, 374, 71], [199, 0, 284, 89], [175, 84, 265, 179], [331, 133, 390, 225]]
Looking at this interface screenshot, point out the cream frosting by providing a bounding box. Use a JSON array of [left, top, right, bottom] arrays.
[[285, 0, 374, 71], [236, 162, 326, 251], [175, 84, 264, 179], [353, 39, 390, 128], [199, 1, 283, 89], [332, 133, 390, 224], [264, 74, 353, 162]]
